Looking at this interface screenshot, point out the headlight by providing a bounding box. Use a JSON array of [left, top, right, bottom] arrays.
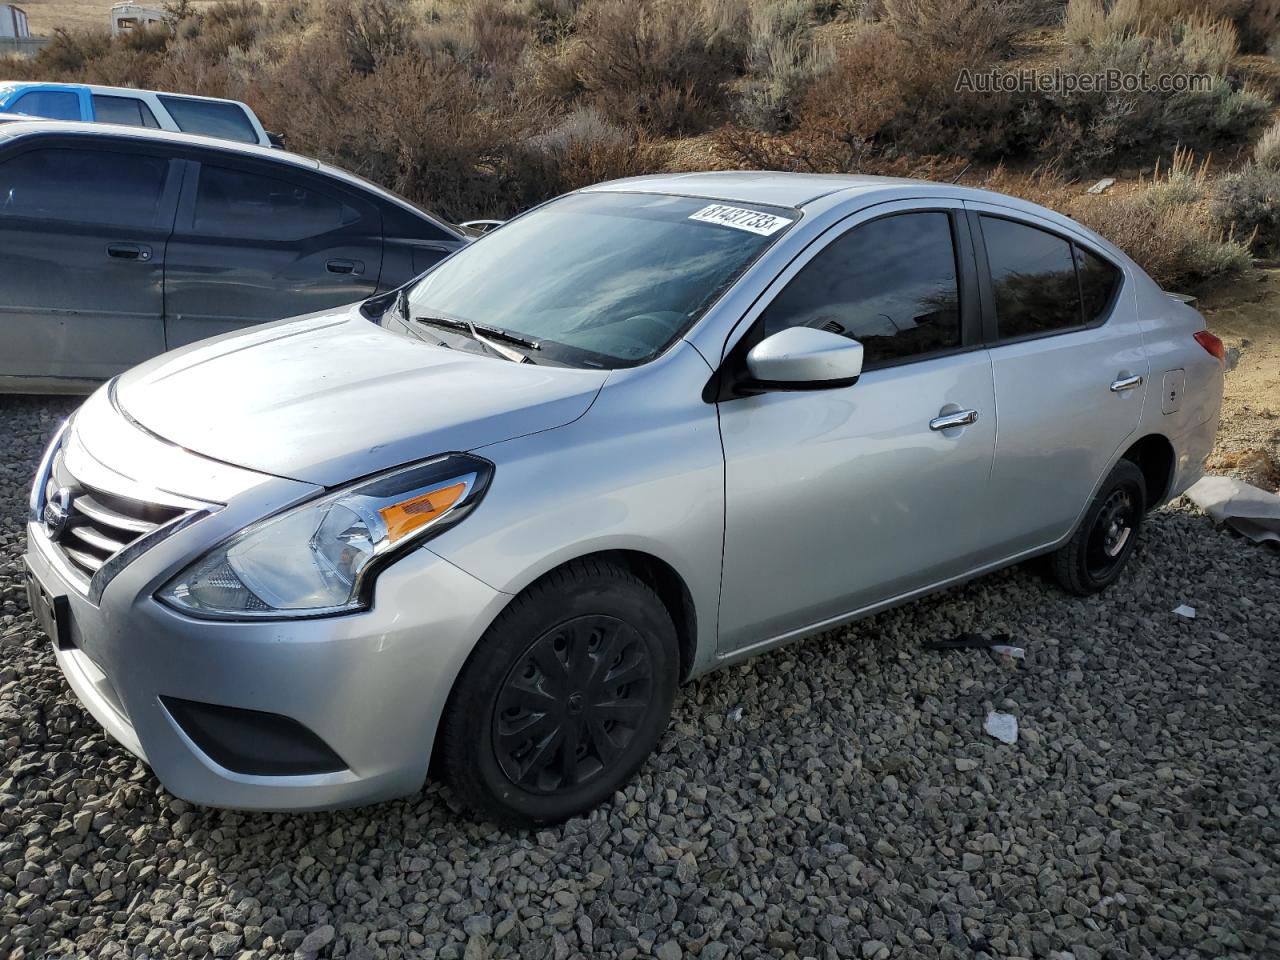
[[158, 454, 492, 619]]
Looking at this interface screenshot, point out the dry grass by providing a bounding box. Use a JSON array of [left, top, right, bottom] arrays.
[[17, 0, 285, 35]]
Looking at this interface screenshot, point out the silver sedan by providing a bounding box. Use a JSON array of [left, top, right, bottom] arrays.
[[24, 173, 1224, 825]]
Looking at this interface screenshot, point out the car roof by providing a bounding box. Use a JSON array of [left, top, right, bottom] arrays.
[[583, 170, 1114, 257], [0, 119, 460, 237], [0, 80, 249, 106], [583, 171, 930, 209]]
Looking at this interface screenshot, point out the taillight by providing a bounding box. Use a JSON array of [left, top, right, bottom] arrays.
[[1193, 330, 1225, 362]]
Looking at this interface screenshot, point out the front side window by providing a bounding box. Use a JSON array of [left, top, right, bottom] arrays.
[[93, 94, 160, 128], [193, 165, 357, 240], [407, 192, 796, 368], [0, 147, 168, 226], [759, 211, 962, 368], [981, 216, 1083, 339], [9, 90, 80, 121], [159, 96, 257, 143]]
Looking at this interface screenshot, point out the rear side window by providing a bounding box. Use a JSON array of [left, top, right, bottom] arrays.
[[760, 211, 962, 368], [0, 147, 169, 226], [159, 96, 257, 143], [1076, 245, 1122, 324], [981, 216, 1082, 339], [9, 90, 80, 121], [93, 94, 160, 128], [193, 164, 358, 240]]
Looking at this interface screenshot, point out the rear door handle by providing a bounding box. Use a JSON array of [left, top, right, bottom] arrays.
[[107, 243, 152, 261], [1110, 374, 1143, 392], [929, 409, 979, 431], [326, 258, 363, 275]]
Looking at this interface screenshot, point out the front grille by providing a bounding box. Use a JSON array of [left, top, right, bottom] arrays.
[[44, 449, 187, 582]]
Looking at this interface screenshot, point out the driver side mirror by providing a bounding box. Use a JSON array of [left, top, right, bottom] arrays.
[[745, 327, 864, 390]]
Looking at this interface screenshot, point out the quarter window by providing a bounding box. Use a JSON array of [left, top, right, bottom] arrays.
[[0, 148, 169, 226], [981, 216, 1082, 338], [760, 211, 962, 367], [1076, 244, 1122, 324], [93, 94, 160, 128], [193, 165, 358, 240], [10, 90, 80, 121], [159, 96, 257, 143]]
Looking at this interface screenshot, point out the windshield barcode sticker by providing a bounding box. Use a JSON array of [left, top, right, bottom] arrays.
[[688, 204, 793, 236]]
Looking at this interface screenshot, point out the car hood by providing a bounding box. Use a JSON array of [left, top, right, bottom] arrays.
[[114, 310, 608, 487]]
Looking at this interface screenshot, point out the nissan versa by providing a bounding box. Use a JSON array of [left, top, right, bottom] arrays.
[[25, 173, 1224, 826]]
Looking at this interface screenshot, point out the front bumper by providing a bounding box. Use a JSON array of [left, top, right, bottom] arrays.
[[24, 398, 508, 811]]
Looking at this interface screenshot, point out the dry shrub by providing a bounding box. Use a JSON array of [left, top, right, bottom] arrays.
[[22, 28, 114, 78], [883, 0, 1038, 58], [720, 21, 1019, 170], [1254, 119, 1280, 169], [564, 0, 740, 134], [734, 0, 833, 131], [1210, 163, 1280, 254], [527, 106, 673, 192], [1075, 191, 1251, 286], [1037, 8, 1269, 172]]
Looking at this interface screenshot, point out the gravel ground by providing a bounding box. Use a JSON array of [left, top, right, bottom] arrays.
[[0, 395, 1277, 960]]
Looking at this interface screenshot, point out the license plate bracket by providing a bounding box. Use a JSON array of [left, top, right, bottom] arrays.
[[25, 570, 73, 651]]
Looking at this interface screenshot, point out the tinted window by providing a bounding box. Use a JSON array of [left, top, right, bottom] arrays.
[[0, 148, 168, 226], [760, 212, 962, 367], [1076, 245, 1121, 324], [93, 94, 160, 128], [982, 216, 1081, 338], [193, 164, 357, 240], [10, 90, 80, 121], [159, 96, 257, 143], [407, 192, 793, 368]]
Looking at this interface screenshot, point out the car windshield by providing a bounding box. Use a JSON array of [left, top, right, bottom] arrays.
[[406, 191, 797, 368]]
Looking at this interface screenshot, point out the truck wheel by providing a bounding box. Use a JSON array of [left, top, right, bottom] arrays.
[[1051, 459, 1147, 596], [440, 559, 678, 828]]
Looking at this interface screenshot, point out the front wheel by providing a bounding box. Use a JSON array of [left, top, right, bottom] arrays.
[[440, 559, 678, 827], [1051, 459, 1147, 596]]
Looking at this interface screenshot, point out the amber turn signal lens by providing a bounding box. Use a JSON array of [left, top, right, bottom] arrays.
[[378, 482, 467, 543]]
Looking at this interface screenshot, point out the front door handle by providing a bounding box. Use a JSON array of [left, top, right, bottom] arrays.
[[929, 409, 979, 431], [1110, 374, 1144, 392], [107, 243, 152, 261], [326, 258, 363, 275]]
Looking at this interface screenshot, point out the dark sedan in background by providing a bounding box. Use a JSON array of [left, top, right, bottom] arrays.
[[0, 120, 467, 393]]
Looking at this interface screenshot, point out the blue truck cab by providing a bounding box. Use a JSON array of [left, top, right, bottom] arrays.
[[0, 81, 274, 146]]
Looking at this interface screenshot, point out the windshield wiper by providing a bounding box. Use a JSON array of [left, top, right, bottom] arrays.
[[413, 316, 538, 364]]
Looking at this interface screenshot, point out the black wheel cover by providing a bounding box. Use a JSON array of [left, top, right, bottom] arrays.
[[492, 615, 654, 795], [1085, 486, 1136, 580]]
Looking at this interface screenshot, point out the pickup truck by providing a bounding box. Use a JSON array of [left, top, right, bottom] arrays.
[[0, 81, 275, 146]]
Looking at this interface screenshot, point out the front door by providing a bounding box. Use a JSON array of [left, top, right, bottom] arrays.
[[164, 157, 383, 348], [717, 204, 997, 652], [0, 139, 180, 383]]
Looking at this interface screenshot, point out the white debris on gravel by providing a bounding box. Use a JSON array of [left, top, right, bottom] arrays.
[[983, 711, 1019, 744], [1173, 604, 1197, 618], [1, 397, 1278, 960]]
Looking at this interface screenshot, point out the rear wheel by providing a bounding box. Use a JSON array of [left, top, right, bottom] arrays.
[[440, 559, 678, 827], [1051, 459, 1147, 596]]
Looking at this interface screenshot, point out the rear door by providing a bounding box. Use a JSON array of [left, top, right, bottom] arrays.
[[966, 203, 1147, 554], [163, 154, 383, 347], [0, 136, 181, 383]]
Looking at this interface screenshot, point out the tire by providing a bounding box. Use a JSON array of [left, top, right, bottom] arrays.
[[440, 559, 679, 828], [1051, 459, 1147, 596]]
